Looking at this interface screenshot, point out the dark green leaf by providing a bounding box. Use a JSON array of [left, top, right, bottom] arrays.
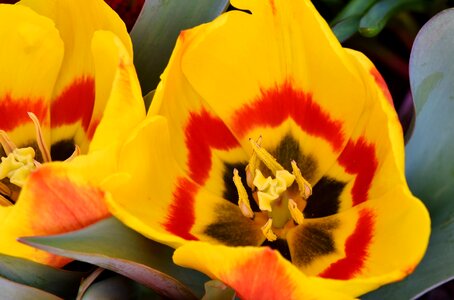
[[20, 217, 209, 299], [0, 253, 85, 298], [131, 0, 229, 95], [0, 275, 62, 300], [359, 0, 424, 37], [364, 8, 454, 299]]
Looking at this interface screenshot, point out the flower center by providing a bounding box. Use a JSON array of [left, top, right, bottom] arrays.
[[233, 137, 312, 242], [0, 112, 79, 206]]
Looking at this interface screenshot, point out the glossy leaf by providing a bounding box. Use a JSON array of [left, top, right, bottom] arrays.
[[0, 275, 62, 300], [0, 253, 85, 298], [131, 0, 229, 95], [359, 0, 424, 37], [364, 8, 454, 299], [20, 217, 209, 299]]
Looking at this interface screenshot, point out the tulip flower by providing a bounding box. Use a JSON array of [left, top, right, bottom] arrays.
[[0, 0, 144, 267]]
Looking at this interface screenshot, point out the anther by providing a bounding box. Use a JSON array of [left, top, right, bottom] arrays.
[[249, 138, 284, 174], [0, 130, 17, 155], [288, 199, 304, 225], [291, 160, 312, 199], [28, 112, 51, 163], [245, 136, 262, 189], [233, 168, 254, 219], [261, 218, 277, 242]]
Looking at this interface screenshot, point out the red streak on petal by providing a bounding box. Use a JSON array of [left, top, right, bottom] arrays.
[[337, 138, 378, 206], [51, 77, 95, 132], [0, 94, 47, 132], [231, 82, 344, 151], [319, 209, 375, 279], [186, 109, 240, 184], [163, 178, 198, 240], [224, 248, 296, 299], [269, 0, 277, 15], [87, 118, 101, 140], [370, 68, 393, 107]]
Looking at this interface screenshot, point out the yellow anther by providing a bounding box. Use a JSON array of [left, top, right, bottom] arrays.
[[28, 112, 51, 162], [0, 130, 17, 155], [249, 138, 283, 174], [0, 147, 36, 187], [246, 136, 262, 189], [291, 160, 312, 199], [233, 168, 254, 219], [288, 199, 304, 225], [253, 169, 295, 211], [261, 218, 277, 242]]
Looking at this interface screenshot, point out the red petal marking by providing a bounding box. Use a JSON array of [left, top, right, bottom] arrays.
[[269, 0, 277, 15], [86, 118, 101, 140], [319, 209, 375, 279], [0, 94, 47, 132], [337, 138, 377, 206], [51, 77, 95, 133], [370, 68, 393, 107], [223, 248, 297, 299], [163, 178, 198, 240], [231, 82, 344, 151], [164, 109, 239, 239], [185, 109, 240, 184]]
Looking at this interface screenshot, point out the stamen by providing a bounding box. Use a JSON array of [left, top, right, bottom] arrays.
[[261, 218, 277, 242], [291, 160, 312, 199], [249, 138, 283, 174], [65, 145, 81, 162], [288, 199, 304, 225], [233, 168, 254, 219], [0, 194, 13, 207], [0, 130, 17, 155], [245, 136, 262, 189], [28, 112, 51, 163], [0, 181, 11, 197]]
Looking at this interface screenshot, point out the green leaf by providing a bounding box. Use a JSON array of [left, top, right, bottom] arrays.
[[0, 253, 85, 298], [131, 0, 229, 95], [81, 275, 161, 300], [359, 0, 424, 37], [363, 8, 454, 299], [331, 0, 377, 24], [0, 275, 62, 300], [20, 217, 210, 299], [331, 16, 360, 43]]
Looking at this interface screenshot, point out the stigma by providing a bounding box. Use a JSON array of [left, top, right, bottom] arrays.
[[233, 137, 313, 242]]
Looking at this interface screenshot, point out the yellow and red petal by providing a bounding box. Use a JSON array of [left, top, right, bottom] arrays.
[[285, 184, 429, 296], [174, 242, 354, 300], [106, 116, 264, 248], [0, 163, 110, 267], [0, 4, 63, 151], [18, 0, 132, 152]]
